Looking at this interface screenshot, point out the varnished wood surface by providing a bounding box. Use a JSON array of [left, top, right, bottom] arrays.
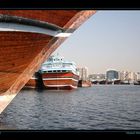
[[43, 79, 78, 86], [42, 72, 79, 88], [24, 79, 36, 88], [0, 10, 79, 28], [0, 10, 96, 113], [0, 32, 51, 93], [42, 72, 79, 80]]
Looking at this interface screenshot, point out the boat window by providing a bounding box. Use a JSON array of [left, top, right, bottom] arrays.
[[64, 64, 70, 67], [47, 65, 52, 68]]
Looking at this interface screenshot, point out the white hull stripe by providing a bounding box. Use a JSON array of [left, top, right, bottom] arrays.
[[43, 77, 78, 82], [0, 23, 72, 37], [45, 84, 77, 89], [0, 14, 73, 37], [30, 77, 37, 80]]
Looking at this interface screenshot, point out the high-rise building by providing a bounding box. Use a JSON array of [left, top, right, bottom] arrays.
[[120, 71, 138, 82], [106, 69, 119, 81], [77, 67, 88, 81], [120, 71, 129, 81], [129, 72, 138, 82], [137, 72, 140, 81], [133, 72, 138, 82]]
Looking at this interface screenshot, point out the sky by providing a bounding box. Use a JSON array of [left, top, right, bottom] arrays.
[[53, 11, 140, 74]]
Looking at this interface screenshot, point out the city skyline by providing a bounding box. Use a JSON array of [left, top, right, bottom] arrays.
[[53, 11, 140, 74]]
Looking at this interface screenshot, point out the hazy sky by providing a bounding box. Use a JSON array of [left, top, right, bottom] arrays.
[[53, 11, 140, 74]]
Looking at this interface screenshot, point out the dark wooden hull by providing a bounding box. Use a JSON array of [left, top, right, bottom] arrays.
[[24, 78, 37, 89], [0, 10, 96, 113]]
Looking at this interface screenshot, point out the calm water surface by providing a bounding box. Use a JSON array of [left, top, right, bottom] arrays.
[[0, 85, 140, 130]]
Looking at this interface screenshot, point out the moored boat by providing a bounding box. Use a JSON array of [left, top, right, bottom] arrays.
[[24, 72, 44, 89], [24, 74, 37, 89], [24, 77, 36, 88], [40, 54, 79, 90], [0, 10, 96, 114]]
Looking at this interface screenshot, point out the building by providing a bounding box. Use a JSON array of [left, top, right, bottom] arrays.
[[77, 67, 88, 81], [120, 71, 138, 83], [137, 72, 140, 81], [129, 72, 138, 82], [88, 73, 106, 81], [106, 69, 119, 81], [120, 71, 129, 81]]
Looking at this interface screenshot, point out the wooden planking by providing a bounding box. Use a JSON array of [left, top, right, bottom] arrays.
[[0, 72, 19, 93], [25, 79, 36, 88], [0, 10, 79, 28], [42, 72, 79, 80], [5, 10, 95, 94], [0, 10, 96, 113], [43, 79, 78, 86], [0, 32, 52, 93]]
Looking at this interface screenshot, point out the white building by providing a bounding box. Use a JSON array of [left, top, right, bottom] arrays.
[[137, 72, 140, 81], [88, 73, 106, 81], [120, 71, 138, 82]]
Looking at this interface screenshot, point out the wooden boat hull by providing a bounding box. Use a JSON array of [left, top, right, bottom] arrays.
[[24, 78, 37, 89], [0, 10, 96, 113], [42, 72, 79, 90]]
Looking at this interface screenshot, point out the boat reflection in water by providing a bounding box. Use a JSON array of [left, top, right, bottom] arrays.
[[25, 54, 79, 90]]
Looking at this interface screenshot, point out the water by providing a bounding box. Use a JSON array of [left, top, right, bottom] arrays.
[[1, 85, 140, 130]]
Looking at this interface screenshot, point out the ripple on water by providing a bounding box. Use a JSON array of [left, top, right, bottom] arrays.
[[1, 85, 140, 130]]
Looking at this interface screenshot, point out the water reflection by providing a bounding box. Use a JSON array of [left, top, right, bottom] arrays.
[[0, 85, 140, 130]]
